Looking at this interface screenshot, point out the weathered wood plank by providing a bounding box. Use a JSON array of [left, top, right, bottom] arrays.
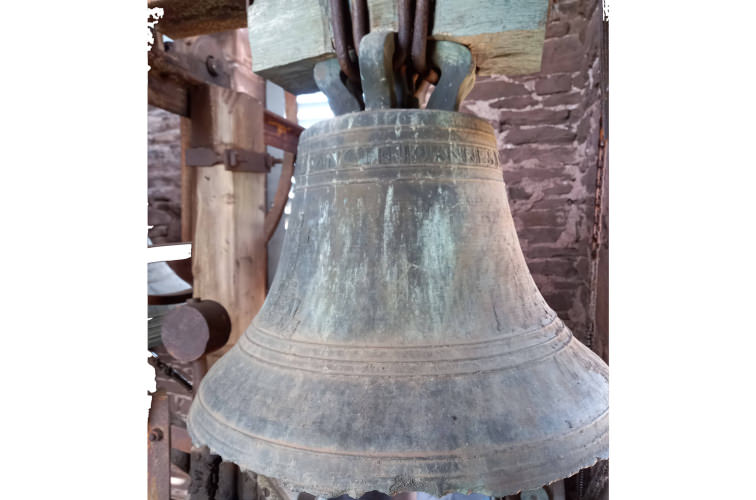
[[190, 84, 267, 362], [149, 0, 248, 39], [180, 116, 196, 242], [284, 91, 298, 121], [148, 29, 262, 115], [148, 71, 188, 116], [248, 0, 550, 94]]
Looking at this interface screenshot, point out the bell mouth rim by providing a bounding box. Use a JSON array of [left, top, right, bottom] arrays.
[[301, 108, 496, 142]]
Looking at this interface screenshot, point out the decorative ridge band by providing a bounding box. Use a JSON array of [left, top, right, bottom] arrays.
[[236, 319, 572, 377]]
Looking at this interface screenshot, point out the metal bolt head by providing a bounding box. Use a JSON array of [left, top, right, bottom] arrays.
[[262, 487, 270, 497], [206, 56, 219, 77], [149, 428, 164, 442]]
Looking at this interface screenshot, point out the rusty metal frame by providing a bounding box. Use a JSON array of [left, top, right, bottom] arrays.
[[148, 390, 171, 500], [264, 152, 296, 242], [395, 0, 413, 70], [329, 0, 361, 84], [411, 0, 431, 76], [350, 0, 370, 55]]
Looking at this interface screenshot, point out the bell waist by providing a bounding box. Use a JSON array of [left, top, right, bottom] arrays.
[[237, 316, 571, 378]]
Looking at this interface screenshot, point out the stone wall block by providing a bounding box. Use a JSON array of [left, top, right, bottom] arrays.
[[466, 79, 531, 101], [505, 126, 577, 145], [543, 180, 574, 196], [502, 146, 579, 165], [528, 259, 579, 283], [148, 106, 182, 245], [546, 21, 570, 38], [544, 290, 579, 311], [520, 227, 564, 244], [500, 108, 570, 125], [583, 4, 603, 58], [507, 185, 532, 201], [540, 35, 583, 73], [542, 92, 584, 107], [526, 245, 583, 259], [489, 95, 539, 110], [519, 209, 567, 227], [535, 75, 572, 95], [580, 0, 600, 17], [556, 0, 582, 16], [504, 166, 574, 183]]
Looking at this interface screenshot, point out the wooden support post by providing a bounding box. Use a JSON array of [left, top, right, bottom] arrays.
[[180, 116, 196, 243], [284, 91, 298, 122], [189, 83, 267, 362]]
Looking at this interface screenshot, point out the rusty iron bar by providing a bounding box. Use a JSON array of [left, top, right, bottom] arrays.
[[148, 352, 193, 391], [264, 110, 304, 154], [264, 152, 296, 243], [350, 0, 370, 56], [394, 0, 416, 107], [148, 390, 171, 500], [411, 0, 431, 77], [395, 0, 413, 70], [329, 0, 361, 84]]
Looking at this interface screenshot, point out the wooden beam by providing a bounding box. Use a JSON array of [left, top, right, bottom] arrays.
[[148, 71, 188, 117], [149, 0, 247, 39], [149, 31, 302, 155], [190, 84, 267, 362], [284, 91, 298, 122], [180, 116, 196, 242], [263, 110, 304, 154], [248, 0, 551, 94]]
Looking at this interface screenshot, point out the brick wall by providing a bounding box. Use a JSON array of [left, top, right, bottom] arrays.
[[460, 0, 606, 345], [148, 105, 182, 244]]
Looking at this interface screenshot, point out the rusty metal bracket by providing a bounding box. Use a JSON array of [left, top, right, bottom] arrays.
[[411, 0, 432, 77], [264, 152, 296, 243], [264, 110, 304, 154], [185, 147, 275, 173]]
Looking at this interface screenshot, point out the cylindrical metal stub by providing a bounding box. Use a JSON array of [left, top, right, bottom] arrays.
[[161, 299, 231, 362]]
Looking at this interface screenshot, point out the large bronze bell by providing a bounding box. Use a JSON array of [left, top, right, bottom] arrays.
[[188, 109, 609, 497]]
